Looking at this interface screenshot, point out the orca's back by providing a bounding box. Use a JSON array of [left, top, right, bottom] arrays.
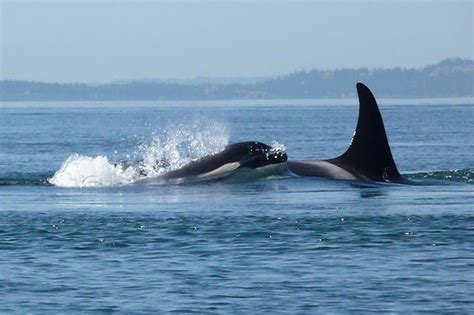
[[328, 83, 402, 182]]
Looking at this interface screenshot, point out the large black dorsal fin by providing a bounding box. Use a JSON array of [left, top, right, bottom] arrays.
[[329, 83, 402, 182]]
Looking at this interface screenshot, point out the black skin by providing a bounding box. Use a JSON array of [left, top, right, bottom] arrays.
[[159, 141, 287, 179], [288, 83, 412, 184], [115, 141, 287, 179]]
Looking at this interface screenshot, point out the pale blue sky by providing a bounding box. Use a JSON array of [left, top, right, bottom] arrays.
[[1, 0, 472, 83]]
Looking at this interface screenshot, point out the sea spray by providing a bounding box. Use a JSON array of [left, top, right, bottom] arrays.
[[138, 120, 229, 177], [270, 140, 286, 154], [49, 119, 229, 187]]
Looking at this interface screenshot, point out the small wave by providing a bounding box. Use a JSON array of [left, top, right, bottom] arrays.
[[0, 172, 53, 186], [406, 168, 473, 184]]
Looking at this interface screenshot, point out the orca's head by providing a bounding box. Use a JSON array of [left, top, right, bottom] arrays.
[[227, 141, 287, 169]]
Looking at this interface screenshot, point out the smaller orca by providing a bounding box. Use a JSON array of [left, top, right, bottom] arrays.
[[288, 83, 410, 184], [159, 141, 287, 182], [115, 141, 288, 183]]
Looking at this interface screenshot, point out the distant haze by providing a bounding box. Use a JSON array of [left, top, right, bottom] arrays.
[[1, 0, 472, 83]]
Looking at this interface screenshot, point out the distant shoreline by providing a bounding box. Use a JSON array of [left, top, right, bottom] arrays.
[[1, 58, 473, 101], [2, 97, 473, 108]]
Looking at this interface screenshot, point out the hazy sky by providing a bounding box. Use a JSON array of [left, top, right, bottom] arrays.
[[1, 0, 472, 83]]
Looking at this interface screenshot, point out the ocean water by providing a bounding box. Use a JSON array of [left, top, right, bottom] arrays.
[[0, 99, 473, 313]]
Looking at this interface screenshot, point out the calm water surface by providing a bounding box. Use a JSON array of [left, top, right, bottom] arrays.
[[0, 100, 473, 313]]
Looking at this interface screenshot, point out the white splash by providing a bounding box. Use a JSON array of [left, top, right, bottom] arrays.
[[49, 154, 138, 188], [270, 140, 286, 153], [49, 119, 229, 188], [138, 120, 229, 177]]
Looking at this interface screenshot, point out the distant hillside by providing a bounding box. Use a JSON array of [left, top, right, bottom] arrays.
[[1, 58, 472, 101]]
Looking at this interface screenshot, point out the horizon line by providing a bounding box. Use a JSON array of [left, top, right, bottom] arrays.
[[1, 57, 471, 86]]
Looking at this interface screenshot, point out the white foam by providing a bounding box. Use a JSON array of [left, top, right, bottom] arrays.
[[49, 154, 138, 188]]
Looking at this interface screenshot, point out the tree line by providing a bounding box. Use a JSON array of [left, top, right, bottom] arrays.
[[1, 58, 472, 101]]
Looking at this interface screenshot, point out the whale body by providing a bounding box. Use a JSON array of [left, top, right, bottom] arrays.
[[159, 141, 287, 181], [116, 141, 288, 183], [288, 83, 409, 184]]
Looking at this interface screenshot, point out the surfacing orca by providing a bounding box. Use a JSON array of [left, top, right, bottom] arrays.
[[118, 141, 287, 183], [160, 141, 287, 182], [288, 83, 410, 184]]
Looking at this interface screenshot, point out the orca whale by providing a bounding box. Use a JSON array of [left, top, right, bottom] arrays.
[[159, 141, 287, 181], [288, 83, 409, 184], [116, 141, 288, 182]]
